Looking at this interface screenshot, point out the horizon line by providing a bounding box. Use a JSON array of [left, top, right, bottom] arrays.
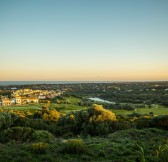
[[0, 80, 168, 83]]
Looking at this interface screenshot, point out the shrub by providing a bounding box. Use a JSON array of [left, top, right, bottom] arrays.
[[2, 126, 34, 142], [116, 120, 134, 130], [136, 117, 151, 129], [128, 112, 142, 118], [0, 112, 18, 130], [150, 115, 168, 129], [32, 130, 55, 142], [84, 104, 117, 135], [31, 142, 48, 154], [34, 107, 61, 122], [61, 139, 88, 154], [58, 104, 117, 136], [158, 144, 168, 161]]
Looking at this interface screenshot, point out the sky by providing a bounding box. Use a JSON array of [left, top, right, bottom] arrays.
[[0, 0, 168, 81]]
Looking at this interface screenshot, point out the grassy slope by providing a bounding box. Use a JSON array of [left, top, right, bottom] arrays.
[[0, 128, 167, 162]]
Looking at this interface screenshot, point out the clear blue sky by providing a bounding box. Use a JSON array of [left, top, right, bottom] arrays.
[[1, 0, 168, 81]]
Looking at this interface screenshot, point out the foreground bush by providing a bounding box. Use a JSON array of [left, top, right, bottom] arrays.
[[61, 139, 89, 154], [136, 117, 151, 129], [150, 115, 168, 129], [158, 144, 168, 161], [31, 142, 48, 154], [0, 112, 18, 130], [32, 130, 55, 142], [1, 126, 34, 143]]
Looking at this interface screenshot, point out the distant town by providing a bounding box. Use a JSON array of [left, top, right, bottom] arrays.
[[0, 88, 63, 106], [0, 81, 168, 108]]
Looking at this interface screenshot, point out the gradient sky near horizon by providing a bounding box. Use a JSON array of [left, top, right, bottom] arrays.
[[0, 0, 168, 81]]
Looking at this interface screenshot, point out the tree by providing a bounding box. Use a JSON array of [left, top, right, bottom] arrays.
[[89, 104, 116, 123]]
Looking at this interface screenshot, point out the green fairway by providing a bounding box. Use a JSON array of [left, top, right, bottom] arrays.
[[64, 96, 81, 104], [50, 96, 87, 113], [1, 96, 168, 115], [112, 107, 168, 116], [0, 96, 86, 113], [0, 104, 42, 113], [51, 104, 87, 113]]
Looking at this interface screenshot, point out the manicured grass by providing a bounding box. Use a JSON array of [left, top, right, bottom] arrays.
[[112, 107, 168, 116], [50, 96, 87, 113], [64, 96, 81, 104], [0, 104, 43, 113], [51, 103, 87, 113], [1, 96, 167, 115], [0, 97, 87, 113]]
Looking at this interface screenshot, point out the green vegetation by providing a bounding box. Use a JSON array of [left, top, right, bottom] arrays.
[[31, 142, 48, 154], [1, 96, 167, 116], [0, 102, 168, 161], [1, 81, 168, 162], [1, 104, 42, 113], [0, 128, 167, 162], [1, 96, 87, 113], [61, 139, 89, 154], [112, 106, 168, 116], [51, 96, 87, 113]]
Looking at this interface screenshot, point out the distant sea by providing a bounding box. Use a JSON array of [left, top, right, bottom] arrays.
[[0, 81, 114, 86], [0, 80, 167, 86]]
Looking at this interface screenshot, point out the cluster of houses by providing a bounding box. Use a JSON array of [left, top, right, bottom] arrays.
[[0, 96, 38, 106], [0, 89, 62, 106]]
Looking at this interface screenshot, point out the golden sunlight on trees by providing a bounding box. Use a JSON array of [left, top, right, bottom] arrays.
[[89, 104, 116, 123], [42, 110, 61, 122], [35, 106, 61, 122]]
